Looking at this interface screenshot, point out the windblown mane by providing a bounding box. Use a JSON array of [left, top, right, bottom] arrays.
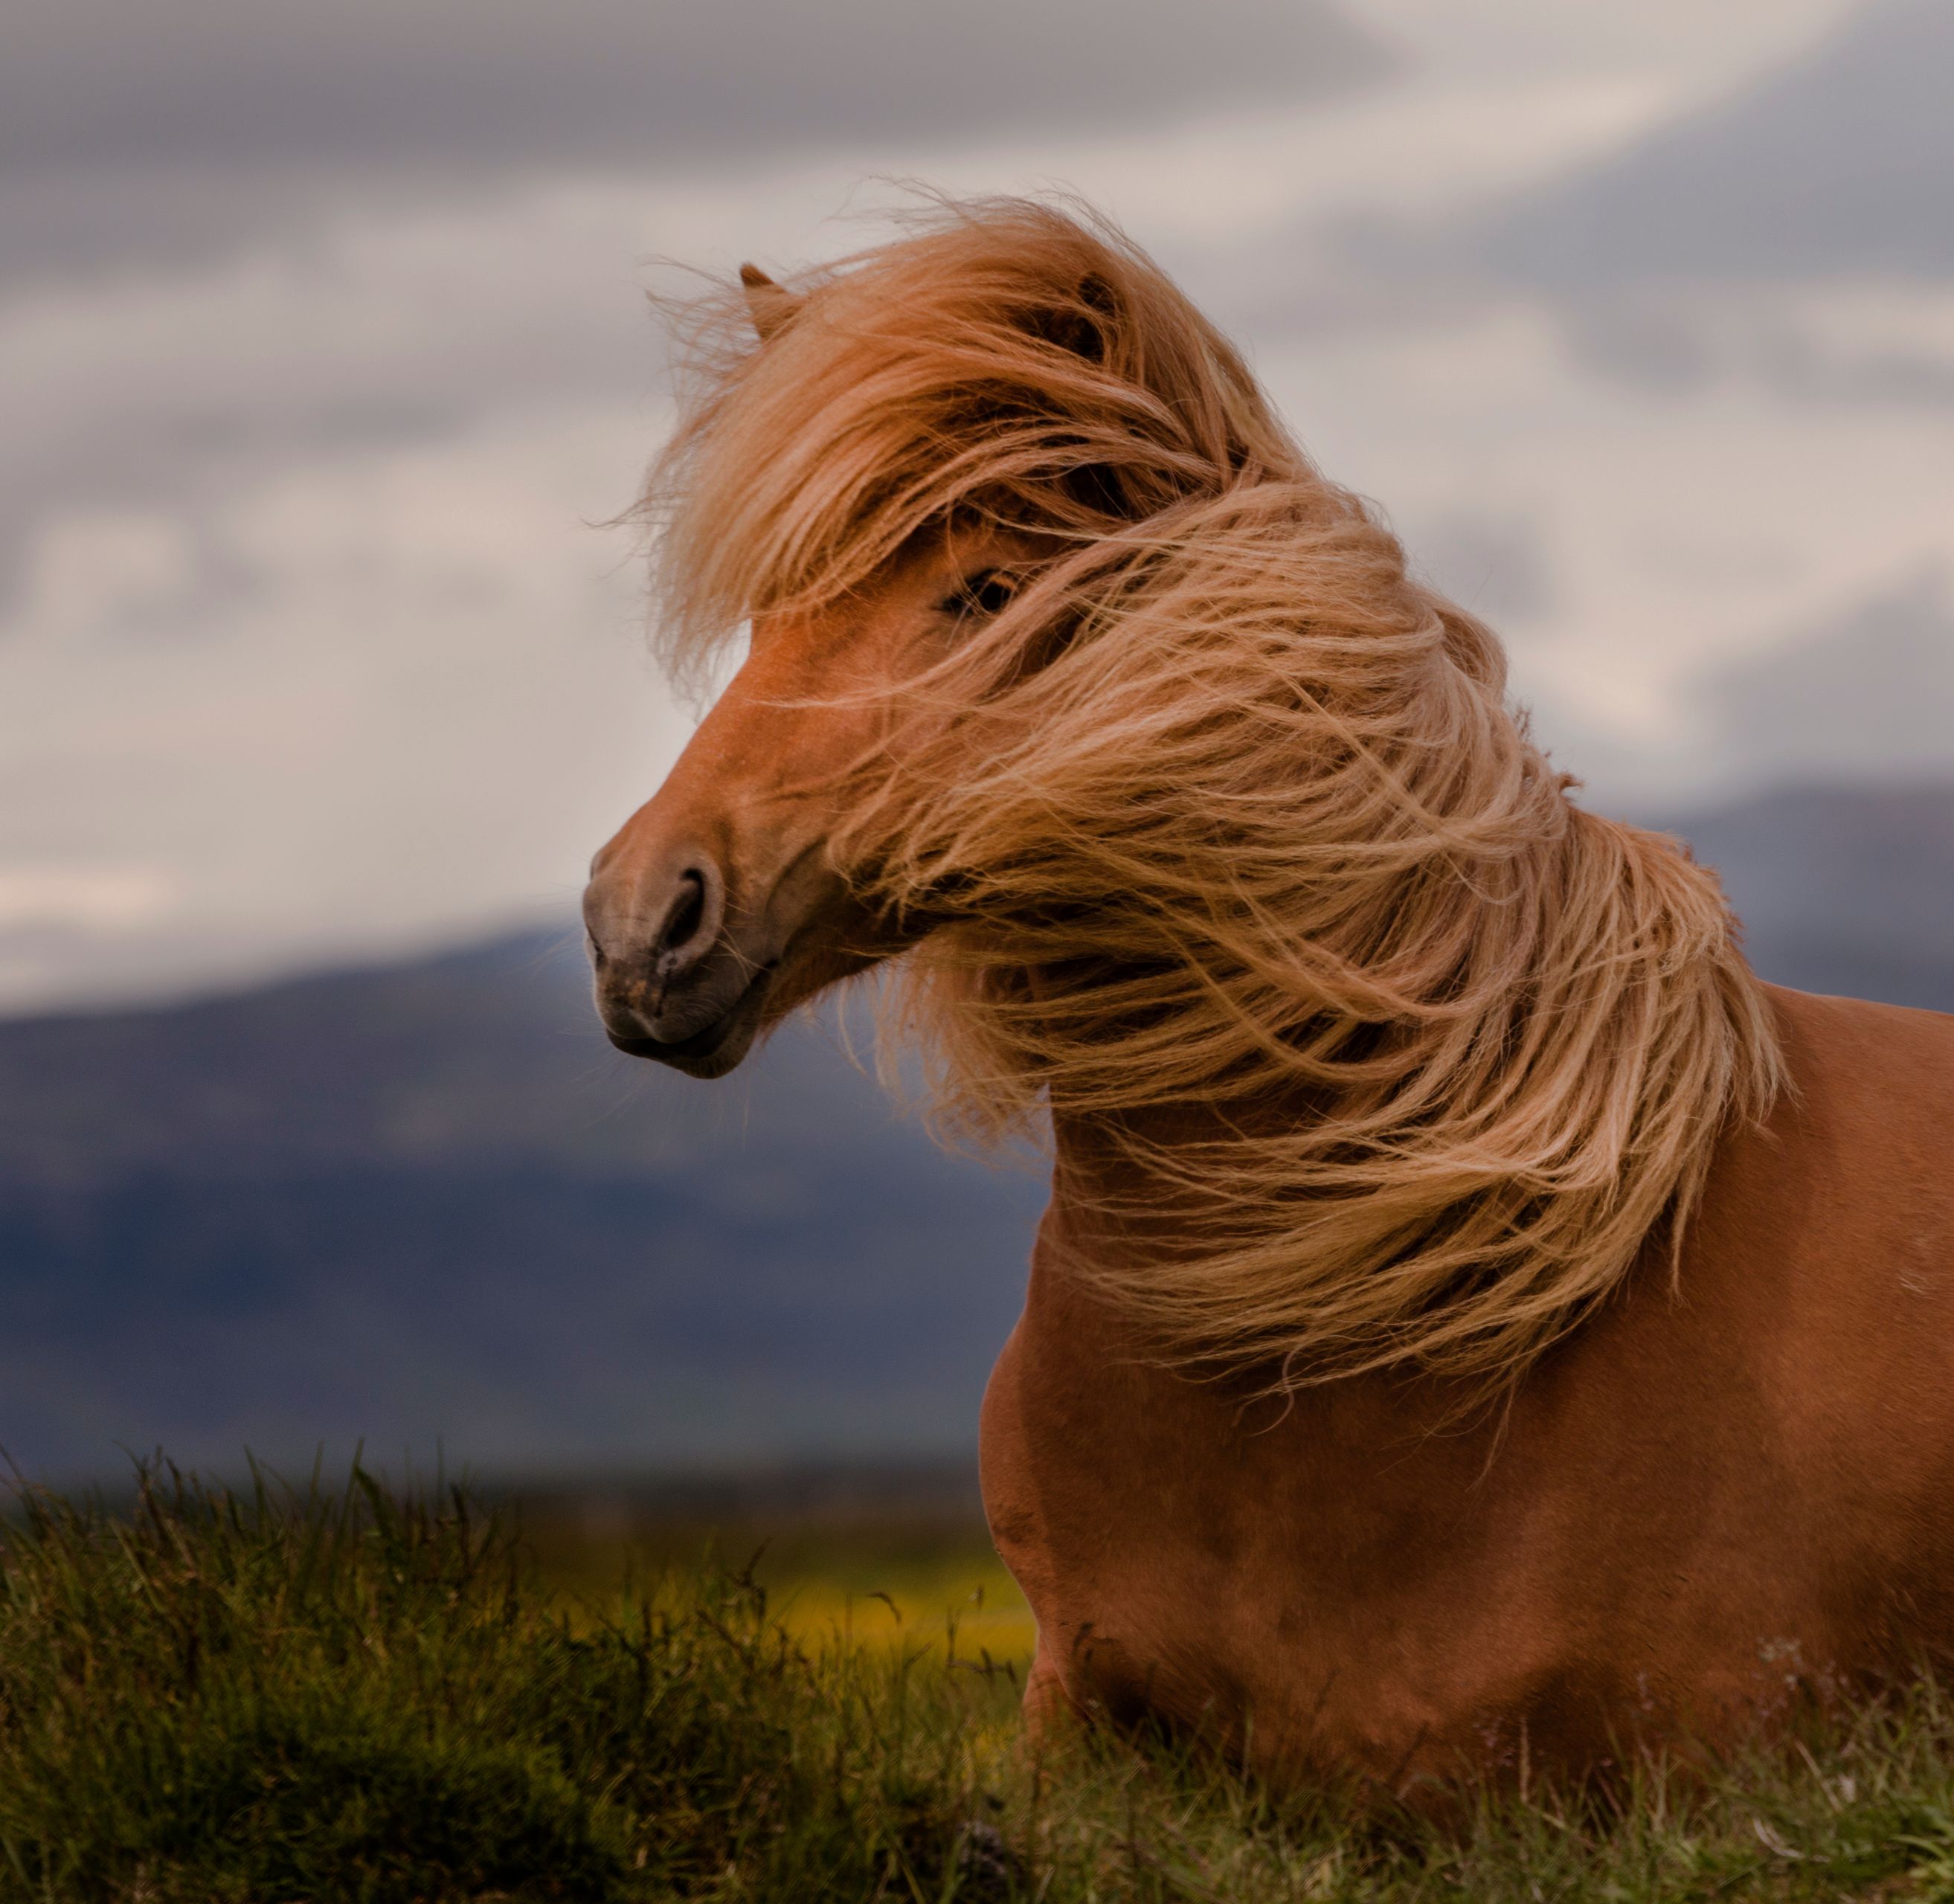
[[640, 197, 1783, 1388]]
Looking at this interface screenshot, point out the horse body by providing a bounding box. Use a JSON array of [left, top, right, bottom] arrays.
[[986, 984, 1954, 1781], [582, 199, 1954, 1781]]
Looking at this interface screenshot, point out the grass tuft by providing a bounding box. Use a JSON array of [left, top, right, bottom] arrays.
[[0, 1461, 985, 1900]]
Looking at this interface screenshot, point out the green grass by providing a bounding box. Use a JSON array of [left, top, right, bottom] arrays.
[[7, 1466, 1954, 1900]]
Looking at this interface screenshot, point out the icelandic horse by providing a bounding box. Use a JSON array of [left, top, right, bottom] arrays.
[[583, 200, 1954, 1789]]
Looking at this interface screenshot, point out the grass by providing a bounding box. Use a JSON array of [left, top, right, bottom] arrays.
[[523, 1497, 1038, 1665], [7, 1467, 1954, 1899]]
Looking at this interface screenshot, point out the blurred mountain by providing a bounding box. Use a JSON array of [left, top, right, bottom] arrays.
[[3, 779, 1953, 1482], [1669, 782, 1954, 1012], [1484, 0, 1954, 286], [0, 937, 1045, 1481]]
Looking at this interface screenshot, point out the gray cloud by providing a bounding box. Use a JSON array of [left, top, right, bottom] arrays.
[[0, 184, 661, 620], [1480, 0, 1954, 286], [1403, 510, 1556, 627], [12, 2, 1954, 1013], [10, 0, 1393, 172], [1540, 281, 1954, 400], [1703, 566, 1954, 787], [4, 0, 1394, 277]]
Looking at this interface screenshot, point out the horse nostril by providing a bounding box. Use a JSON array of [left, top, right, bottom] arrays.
[[662, 872, 706, 956], [650, 861, 722, 981]]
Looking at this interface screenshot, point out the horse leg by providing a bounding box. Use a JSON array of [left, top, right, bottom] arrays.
[[1020, 1638, 1083, 1749]]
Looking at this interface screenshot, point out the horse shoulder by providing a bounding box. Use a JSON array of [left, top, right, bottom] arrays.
[[1536, 982, 1954, 1715], [1698, 983, 1954, 1359], [1683, 984, 1954, 1543]]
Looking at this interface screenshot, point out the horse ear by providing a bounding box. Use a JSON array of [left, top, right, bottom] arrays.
[[739, 263, 803, 342]]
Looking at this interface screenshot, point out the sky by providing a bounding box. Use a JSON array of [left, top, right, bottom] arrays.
[[4, 0, 1951, 1013]]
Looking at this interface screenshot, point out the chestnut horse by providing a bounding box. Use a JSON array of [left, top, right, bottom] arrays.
[[583, 201, 1954, 1786]]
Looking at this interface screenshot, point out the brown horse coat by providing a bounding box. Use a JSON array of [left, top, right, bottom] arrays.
[[984, 984, 1954, 1782]]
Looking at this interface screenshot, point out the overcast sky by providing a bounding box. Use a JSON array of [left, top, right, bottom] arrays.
[[4, 0, 1950, 1012]]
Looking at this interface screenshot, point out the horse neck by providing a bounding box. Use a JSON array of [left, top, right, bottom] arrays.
[[1043, 1087, 1300, 1254]]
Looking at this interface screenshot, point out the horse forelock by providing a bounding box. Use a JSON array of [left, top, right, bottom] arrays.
[[637, 195, 1784, 1393], [640, 196, 1291, 683]]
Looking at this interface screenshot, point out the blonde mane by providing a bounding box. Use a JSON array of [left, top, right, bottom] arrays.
[[640, 197, 1784, 1389]]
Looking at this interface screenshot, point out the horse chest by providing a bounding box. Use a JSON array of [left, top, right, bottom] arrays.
[[980, 1269, 1607, 1774], [983, 1247, 1948, 1771]]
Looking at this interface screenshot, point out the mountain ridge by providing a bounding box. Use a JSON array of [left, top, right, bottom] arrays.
[[4, 780, 1952, 1482]]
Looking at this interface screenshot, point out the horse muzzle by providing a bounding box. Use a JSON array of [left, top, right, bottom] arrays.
[[582, 848, 777, 1079]]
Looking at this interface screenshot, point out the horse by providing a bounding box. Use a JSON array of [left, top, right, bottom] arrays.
[[582, 198, 1954, 1789]]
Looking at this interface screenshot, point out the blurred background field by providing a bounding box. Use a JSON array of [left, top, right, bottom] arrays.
[[513, 1469, 1037, 1670]]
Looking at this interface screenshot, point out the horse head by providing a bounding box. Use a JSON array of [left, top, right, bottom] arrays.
[[579, 222, 1208, 1081], [582, 503, 1030, 1078]]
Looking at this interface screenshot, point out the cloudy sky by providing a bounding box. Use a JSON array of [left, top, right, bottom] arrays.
[[5, 0, 1951, 1012]]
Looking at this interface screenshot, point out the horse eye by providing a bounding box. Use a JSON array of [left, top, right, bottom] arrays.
[[941, 570, 1018, 620]]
